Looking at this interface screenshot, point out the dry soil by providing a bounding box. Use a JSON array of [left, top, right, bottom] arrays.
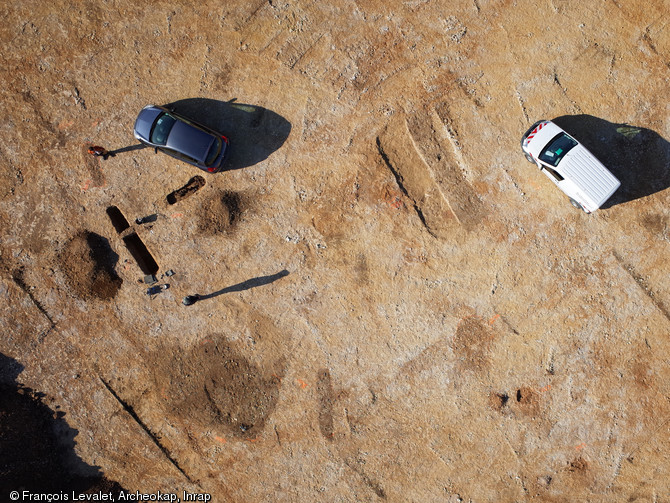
[[1, 1, 670, 502]]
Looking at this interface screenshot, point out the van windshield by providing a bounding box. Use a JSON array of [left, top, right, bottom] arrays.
[[539, 133, 577, 167]]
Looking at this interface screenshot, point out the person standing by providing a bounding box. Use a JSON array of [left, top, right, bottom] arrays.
[[87, 145, 115, 160], [182, 294, 201, 306]]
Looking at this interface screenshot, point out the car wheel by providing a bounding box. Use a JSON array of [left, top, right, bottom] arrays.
[[523, 151, 534, 163], [569, 198, 584, 211]]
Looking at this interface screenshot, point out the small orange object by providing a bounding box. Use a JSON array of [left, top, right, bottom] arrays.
[[575, 442, 587, 450], [171, 212, 184, 219], [296, 379, 308, 389], [539, 384, 552, 393], [390, 196, 403, 209], [488, 314, 500, 325], [214, 435, 226, 444], [80, 179, 92, 191], [58, 119, 74, 130]]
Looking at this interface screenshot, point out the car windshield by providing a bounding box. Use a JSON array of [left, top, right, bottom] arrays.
[[205, 137, 222, 166], [539, 133, 578, 167], [150, 113, 177, 145]]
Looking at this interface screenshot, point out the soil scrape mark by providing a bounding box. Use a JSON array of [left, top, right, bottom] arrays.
[[316, 368, 335, 440], [99, 377, 192, 482], [613, 251, 670, 322], [452, 316, 494, 372], [376, 137, 434, 237], [11, 266, 55, 340], [345, 457, 387, 499]]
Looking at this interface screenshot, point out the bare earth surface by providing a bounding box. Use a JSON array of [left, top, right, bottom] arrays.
[[1, 0, 670, 501]]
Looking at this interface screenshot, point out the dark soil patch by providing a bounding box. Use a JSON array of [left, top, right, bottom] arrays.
[[197, 191, 243, 235], [59, 231, 122, 300], [452, 316, 494, 372], [514, 386, 540, 417], [159, 336, 281, 438], [316, 368, 335, 440], [166, 175, 205, 205], [568, 456, 589, 472]]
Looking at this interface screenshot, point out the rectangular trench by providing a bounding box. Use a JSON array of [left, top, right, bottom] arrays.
[[123, 232, 159, 275]]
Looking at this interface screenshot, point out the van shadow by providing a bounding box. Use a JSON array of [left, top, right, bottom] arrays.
[[552, 115, 670, 208], [0, 352, 125, 492], [165, 98, 292, 171]]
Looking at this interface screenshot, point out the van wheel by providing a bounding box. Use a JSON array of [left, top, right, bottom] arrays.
[[523, 151, 534, 163], [569, 198, 584, 211]]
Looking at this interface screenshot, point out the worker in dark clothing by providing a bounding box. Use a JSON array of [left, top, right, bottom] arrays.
[[182, 294, 201, 306]]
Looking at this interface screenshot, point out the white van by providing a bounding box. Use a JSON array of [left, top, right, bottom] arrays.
[[521, 120, 620, 213]]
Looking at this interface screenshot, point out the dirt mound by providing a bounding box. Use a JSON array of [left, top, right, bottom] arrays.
[[158, 336, 281, 438], [59, 231, 122, 300], [197, 191, 242, 235]]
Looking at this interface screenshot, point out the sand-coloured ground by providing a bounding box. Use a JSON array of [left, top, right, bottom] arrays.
[[1, 1, 669, 501]]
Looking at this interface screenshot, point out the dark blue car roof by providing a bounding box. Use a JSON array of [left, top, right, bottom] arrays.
[[166, 120, 216, 164]]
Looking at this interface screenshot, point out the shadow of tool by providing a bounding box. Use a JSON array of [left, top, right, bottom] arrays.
[[164, 98, 292, 171], [552, 115, 670, 208], [199, 269, 290, 300], [108, 143, 147, 156], [0, 353, 125, 492]]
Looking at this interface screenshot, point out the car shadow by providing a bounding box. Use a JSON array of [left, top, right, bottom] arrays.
[[199, 269, 290, 300], [0, 352, 125, 492], [164, 98, 292, 171], [552, 115, 670, 208]]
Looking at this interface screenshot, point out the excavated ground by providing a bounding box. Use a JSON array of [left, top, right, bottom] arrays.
[[1, 0, 669, 501]]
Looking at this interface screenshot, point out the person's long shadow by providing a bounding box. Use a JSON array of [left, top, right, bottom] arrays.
[[552, 115, 670, 208], [200, 269, 290, 300], [164, 98, 291, 171], [0, 353, 125, 491], [109, 144, 147, 155]]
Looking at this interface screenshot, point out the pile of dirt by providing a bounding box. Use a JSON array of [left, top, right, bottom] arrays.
[[158, 335, 281, 438], [197, 191, 242, 235], [58, 231, 122, 300]]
